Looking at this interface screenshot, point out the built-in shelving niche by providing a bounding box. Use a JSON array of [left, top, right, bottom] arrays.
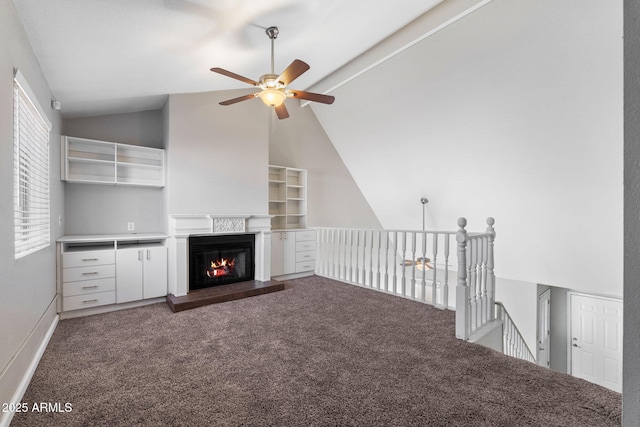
[[268, 165, 307, 230]]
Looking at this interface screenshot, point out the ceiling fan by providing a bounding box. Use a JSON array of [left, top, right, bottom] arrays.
[[210, 26, 335, 119]]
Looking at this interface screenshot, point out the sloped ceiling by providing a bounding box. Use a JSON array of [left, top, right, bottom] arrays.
[[11, 0, 442, 117], [309, 0, 623, 295]]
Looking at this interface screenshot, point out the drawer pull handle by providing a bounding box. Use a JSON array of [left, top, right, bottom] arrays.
[[82, 272, 99, 276], [82, 258, 99, 261], [82, 299, 98, 304], [82, 285, 98, 289]]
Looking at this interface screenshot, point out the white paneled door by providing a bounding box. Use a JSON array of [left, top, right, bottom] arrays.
[[537, 289, 551, 368], [570, 293, 623, 392]]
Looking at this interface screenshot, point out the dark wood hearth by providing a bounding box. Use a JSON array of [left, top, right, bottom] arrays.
[[166, 280, 285, 313]]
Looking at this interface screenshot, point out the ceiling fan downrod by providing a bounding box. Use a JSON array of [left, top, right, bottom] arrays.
[[266, 26, 279, 75]]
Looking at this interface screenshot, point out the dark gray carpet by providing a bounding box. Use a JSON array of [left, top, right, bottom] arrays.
[[11, 275, 621, 426]]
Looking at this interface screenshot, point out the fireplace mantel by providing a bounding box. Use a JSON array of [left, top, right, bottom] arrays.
[[167, 214, 272, 296]]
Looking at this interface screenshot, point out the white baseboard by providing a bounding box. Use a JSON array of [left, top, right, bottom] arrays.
[[0, 298, 58, 427], [59, 296, 166, 320]]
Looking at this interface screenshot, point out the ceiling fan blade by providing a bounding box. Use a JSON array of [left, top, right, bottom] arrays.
[[275, 103, 289, 120], [219, 93, 257, 106], [210, 68, 258, 86], [288, 90, 335, 105], [277, 60, 310, 86]]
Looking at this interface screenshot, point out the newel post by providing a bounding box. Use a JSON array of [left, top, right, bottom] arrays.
[[455, 218, 470, 340], [486, 217, 496, 321]]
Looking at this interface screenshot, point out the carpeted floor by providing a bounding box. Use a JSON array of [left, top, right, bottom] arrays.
[[11, 276, 621, 426]]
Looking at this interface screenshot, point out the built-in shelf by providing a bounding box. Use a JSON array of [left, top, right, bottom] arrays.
[[62, 136, 165, 187], [269, 165, 307, 230]]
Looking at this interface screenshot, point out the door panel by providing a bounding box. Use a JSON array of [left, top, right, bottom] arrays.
[[116, 248, 143, 303], [537, 289, 550, 368], [570, 294, 622, 392], [143, 246, 167, 299]]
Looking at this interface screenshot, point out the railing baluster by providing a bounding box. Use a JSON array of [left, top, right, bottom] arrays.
[[444, 234, 450, 309], [467, 238, 478, 331], [376, 230, 382, 289], [486, 218, 496, 321], [349, 230, 358, 283], [420, 232, 424, 304], [401, 231, 407, 297], [368, 230, 374, 288], [384, 231, 389, 292], [481, 236, 488, 324], [362, 230, 368, 287], [455, 218, 470, 340], [432, 233, 438, 307], [410, 232, 416, 299], [392, 231, 398, 294]]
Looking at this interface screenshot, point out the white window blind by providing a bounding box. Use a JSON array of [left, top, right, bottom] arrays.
[[13, 72, 51, 259]]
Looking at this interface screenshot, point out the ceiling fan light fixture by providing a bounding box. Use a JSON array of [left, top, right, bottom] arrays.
[[259, 88, 286, 107], [211, 25, 334, 118]]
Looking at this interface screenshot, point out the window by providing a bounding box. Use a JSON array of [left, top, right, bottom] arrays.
[[13, 70, 51, 259]]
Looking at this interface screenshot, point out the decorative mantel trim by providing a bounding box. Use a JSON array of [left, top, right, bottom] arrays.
[[169, 214, 272, 237], [213, 217, 245, 233]]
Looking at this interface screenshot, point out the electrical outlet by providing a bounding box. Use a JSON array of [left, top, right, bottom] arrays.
[[127, 222, 135, 231]]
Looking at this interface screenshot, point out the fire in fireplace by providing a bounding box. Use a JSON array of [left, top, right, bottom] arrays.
[[207, 257, 236, 278], [189, 234, 255, 291]]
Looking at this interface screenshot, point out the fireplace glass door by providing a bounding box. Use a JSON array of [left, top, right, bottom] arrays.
[[189, 234, 255, 290]]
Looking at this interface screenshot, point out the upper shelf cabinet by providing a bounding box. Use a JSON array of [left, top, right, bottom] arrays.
[[62, 136, 165, 187], [269, 165, 307, 230]]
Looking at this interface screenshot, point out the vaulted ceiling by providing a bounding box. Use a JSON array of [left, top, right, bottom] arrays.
[[12, 0, 442, 118]]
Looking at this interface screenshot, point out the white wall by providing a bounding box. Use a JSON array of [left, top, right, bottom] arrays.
[[0, 0, 63, 415], [269, 100, 381, 229], [63, 110, 165, 234], [165, 90, 270, 216]]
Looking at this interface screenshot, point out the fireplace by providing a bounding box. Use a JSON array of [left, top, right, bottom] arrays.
[[189, 234, 255, 291]]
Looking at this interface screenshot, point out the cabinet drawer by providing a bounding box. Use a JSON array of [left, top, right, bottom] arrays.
[[295, 260, 315, 273], [295, 240, 316, 252], [63, 278, 116, 297], [63, 250, 115, 268], [295, 250, 316, 263], [63, 291, 116, 312], [295, 230, 316, 242], [63, 264, 115, 283]]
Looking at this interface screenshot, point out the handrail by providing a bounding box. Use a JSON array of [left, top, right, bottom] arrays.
[[495, 301, 536, 363], [314, 226, 458, 235]]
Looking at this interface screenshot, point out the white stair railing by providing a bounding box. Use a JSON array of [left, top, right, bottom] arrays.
[[495, 301, 536, 363], [315, 228, 454, 309], [455, 217, 496, 340], [315, 218, 498, 341]]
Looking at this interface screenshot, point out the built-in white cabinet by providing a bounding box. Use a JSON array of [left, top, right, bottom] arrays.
[[269, 165, 307, 230], [271, 229, 316, 278], [57, 234, 167, 314], [116, 244, 167, 303], [61, 136, 165, 187]]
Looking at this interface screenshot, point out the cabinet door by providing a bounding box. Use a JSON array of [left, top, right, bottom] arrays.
[[143, 246, 167, 299], [116, 248, 143, 303], [271, 232, 284, 277], [282, 232, 297, 274]]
